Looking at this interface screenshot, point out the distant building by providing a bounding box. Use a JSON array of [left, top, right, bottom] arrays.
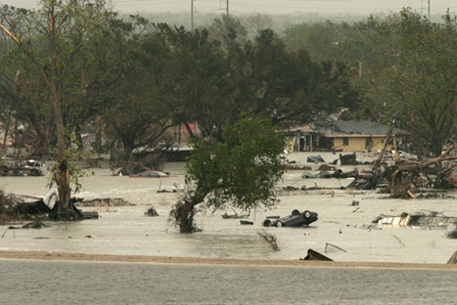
[[282, 120, 409, 152]]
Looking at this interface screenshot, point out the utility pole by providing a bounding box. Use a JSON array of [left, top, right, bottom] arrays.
[[221, 0, 229, 15], [191, 0, 194, 31], [422, 0, 431, 19]]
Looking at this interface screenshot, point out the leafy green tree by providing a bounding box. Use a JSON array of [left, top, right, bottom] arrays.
[[357, 10, 457, 157], [58, 13, 152, 151], [243, 29, 360, 124], [72, 14, 177, 172], [170, 115, 285, 233], [139, 24, 237, 141], [283, 21, 347, 61], [282, 19, 391, 73], [0, 0, 118, 217], [101, 76, 176, 173], [0, 5, 40, 155], [282, 11, 457, 156]]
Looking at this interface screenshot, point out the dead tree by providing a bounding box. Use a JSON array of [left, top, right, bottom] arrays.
[[257, 230, 280, 251]]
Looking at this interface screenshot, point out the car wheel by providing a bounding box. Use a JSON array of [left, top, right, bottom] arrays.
[[291, 209, 300, 216], [303, 210, 312, 219], [263, 219, 272, 227], [276, 221, 283, 227]]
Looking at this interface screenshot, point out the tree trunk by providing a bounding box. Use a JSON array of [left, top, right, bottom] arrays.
[[172, 189, 207, 233], [56, 159, 72, 212], [177, 200, 197, 233], [48, 9, 72, 214]]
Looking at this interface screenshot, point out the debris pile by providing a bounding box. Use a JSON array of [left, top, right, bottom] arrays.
[[380, 145, 457, 198], [76, 198, 135, 207], [0, 189, 27, 223]]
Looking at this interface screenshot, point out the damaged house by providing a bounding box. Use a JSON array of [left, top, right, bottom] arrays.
[[282, 120, 409, 153]]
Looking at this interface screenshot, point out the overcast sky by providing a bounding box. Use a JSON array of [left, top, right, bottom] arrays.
[[3, 0, 457, 17]]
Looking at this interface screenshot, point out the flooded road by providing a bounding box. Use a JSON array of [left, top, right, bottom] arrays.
[[1, 159, 457, 264], [2, 259, 457, 305]]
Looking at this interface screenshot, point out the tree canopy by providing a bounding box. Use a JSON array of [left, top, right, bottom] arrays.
[[283, 9, 457, 156], [171, 115, 286, 233]]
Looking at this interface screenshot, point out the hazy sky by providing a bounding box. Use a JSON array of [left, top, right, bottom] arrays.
[[3, 0, 457, 17]]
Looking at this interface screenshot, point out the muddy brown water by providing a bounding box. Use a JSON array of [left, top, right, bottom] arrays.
[[1, 160, 457, 264]]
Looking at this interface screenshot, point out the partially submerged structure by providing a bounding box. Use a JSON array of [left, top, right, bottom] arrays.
[[282, 120, 409, 153]]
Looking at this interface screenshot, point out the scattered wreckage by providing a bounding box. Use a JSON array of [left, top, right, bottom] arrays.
[[374, 211, 457, 229], [300, 249, 333, 261], [306, 155, 325, 164], [221, 209, 250, 219], [129, 171, 171, 178], [299, 170, 378, 191], [263, 209, 318, 227], [0, 161, 45, 176], [302, 169, 359, 179], [330, 153, 361, 166], [346, 172, 377, 190], [299, 146, 457, 196], [221, 209, 253, 224], [0, 189, 99, 224], [375, 145, 457, 198]]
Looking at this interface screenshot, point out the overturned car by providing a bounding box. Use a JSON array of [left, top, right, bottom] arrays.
[[262, 209, 318, 227]]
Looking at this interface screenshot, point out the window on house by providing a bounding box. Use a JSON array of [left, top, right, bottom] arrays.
[[343, 138, 349, 146]]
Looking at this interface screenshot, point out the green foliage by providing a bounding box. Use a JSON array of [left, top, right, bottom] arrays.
[[141, 24, 235, 139], [0, 0, 139, 158], [282, 10, 457, 156], [241, 29, 360, 124], [356, 10, 457, 156], [185, 115, 286, 211]]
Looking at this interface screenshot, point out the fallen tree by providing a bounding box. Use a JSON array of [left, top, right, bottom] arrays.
[[381, 145, 457, 198]]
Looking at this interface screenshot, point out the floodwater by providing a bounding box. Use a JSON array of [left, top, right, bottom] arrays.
[[1, 154, 457, 264]]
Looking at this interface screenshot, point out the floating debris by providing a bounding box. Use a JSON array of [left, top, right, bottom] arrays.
[[301, 249, 333, 261]]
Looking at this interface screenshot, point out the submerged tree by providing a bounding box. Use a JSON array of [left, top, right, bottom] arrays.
[[170, 116, 286, 233]]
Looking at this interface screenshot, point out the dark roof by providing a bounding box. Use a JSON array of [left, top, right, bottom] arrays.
[[314, 120, 409, 135]]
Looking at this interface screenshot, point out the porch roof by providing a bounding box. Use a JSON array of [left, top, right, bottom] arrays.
[[282, 120, 409, 136]]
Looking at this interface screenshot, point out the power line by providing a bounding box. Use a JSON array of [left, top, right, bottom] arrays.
[[112, 0, 455, 16]]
